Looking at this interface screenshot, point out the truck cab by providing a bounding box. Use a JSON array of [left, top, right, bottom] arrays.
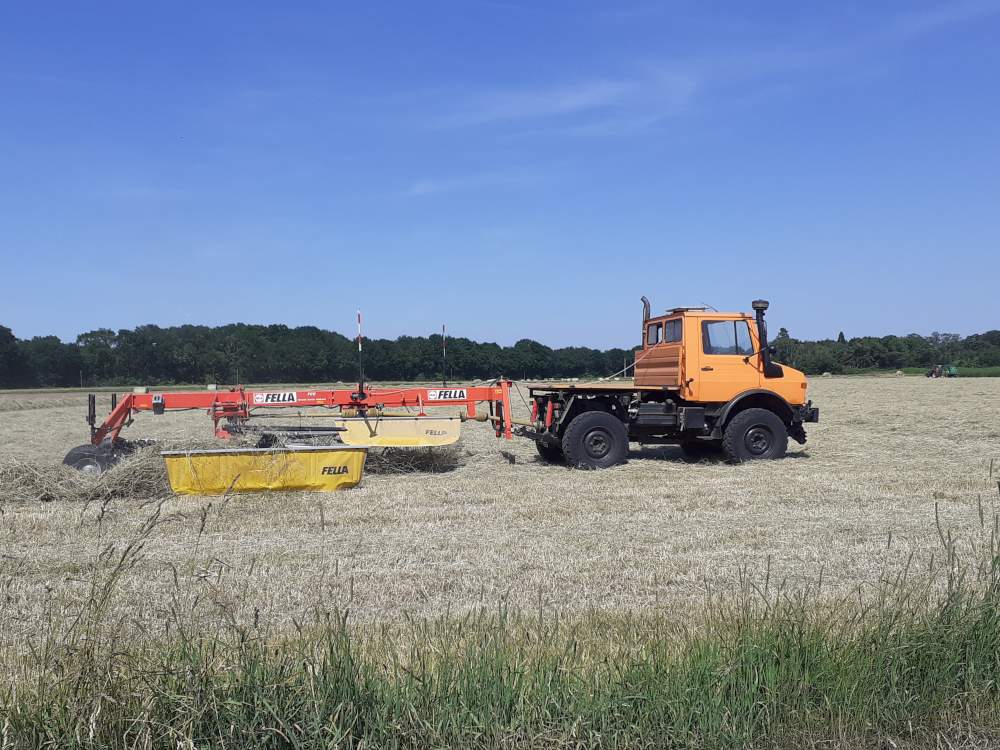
[[636, 304, 809, 409], [526, 298, 819, 468]]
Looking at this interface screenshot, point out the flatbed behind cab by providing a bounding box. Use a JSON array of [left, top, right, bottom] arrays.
[[529, 380, 677, 392]]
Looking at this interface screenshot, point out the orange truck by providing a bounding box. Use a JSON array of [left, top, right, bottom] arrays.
[[523, 298, 818, 467]]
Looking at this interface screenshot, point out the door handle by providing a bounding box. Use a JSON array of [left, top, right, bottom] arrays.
[[701, 366, 714, 371]]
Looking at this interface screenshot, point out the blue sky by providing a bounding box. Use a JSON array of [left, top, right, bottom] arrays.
[[1, 1, 998, 348]]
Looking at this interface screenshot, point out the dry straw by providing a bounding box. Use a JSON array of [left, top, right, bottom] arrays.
[[0, 448, 170, 504], [365, 445, 464, 474]]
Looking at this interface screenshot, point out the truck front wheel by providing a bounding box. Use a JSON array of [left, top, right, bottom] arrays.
[[562, 411, 628, 469], [722, 408, 788, 463]]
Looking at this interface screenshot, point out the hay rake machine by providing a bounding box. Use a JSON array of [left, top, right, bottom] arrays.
[[64, 381, 515, 494], [61, 297, 819, 493]]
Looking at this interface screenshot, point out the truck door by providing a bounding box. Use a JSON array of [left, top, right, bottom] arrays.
[[692, 318, 761, 403]]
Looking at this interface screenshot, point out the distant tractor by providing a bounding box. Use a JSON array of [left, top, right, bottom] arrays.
[[523, 298, 819, 467], [926, 365, 958, 378]]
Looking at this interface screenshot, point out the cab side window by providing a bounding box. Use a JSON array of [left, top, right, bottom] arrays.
[[735, 322, 752, 354], [646, 322, 662, 346], [703, 321, 753, 355], [663, 319, 682, 343]]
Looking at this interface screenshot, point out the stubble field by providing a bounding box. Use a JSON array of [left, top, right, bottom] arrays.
[[1, 375, 998, 658]]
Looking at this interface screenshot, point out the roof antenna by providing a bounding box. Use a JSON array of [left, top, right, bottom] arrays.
[[701, 301, 718, 312]]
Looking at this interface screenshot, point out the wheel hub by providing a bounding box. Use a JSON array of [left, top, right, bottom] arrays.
[[744, 426, 772, 456], [584, 429, 611, 459]]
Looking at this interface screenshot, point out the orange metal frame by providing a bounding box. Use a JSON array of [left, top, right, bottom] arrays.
[[90, 382, 515, 445]]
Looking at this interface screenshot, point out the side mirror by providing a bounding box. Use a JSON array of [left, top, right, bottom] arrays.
[[768, 346, 777, 355]]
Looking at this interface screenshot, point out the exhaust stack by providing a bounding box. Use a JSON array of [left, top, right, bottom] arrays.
[[640, 296, 651, 348], [752, 299, 783, 378]]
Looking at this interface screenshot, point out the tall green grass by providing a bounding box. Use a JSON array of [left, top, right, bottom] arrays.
[[4, 531, 1000, 749]]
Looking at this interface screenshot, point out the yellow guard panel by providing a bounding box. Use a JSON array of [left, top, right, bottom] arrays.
[[162, 445, 367, 495], [333, 416, 461, 447]]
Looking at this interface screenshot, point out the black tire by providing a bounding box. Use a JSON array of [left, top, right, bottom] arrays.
[[63, 444, 105, 474], [679, 440, 722, 459], [535, 440, 564, 463], [722, 408, 788, 463], [561, 411, 628, 469], [256, 433, 281, 449]]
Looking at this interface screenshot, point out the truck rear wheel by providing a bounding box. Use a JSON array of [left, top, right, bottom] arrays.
[[561, 411, 628, 469], [722, 408, 787, 463], [535, 440, 564, 463]]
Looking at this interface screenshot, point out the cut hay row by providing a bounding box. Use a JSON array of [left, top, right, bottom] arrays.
[[0, 442, 466, 503], [0, 395, 85, 413], [365, 445, 465, 474], [0, 449, 170, 504]]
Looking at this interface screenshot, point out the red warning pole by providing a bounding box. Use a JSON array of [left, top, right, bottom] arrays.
[[356, 309, 365, 396]]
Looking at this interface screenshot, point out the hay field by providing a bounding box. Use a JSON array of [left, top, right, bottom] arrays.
[[1, 376, 998, 659]]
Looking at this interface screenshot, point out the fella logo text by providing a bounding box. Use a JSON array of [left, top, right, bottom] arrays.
[[427, 389, 467, 400], [321, 465, 349, 475], [253, 392, 297, 404]]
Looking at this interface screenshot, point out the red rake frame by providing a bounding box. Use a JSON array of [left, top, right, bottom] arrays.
[[88, 381, 515, 446]]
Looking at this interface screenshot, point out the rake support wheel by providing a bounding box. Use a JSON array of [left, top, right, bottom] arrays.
[[63, 444, 107, 474]]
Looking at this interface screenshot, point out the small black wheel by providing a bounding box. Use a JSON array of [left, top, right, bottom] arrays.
[[679, 440, 722, 459], [561, 411, 628, 469], [256, 433, 281, 449], [535, 440, 564, 463], [63, 444, 105, 474], [722, 408, 788, 463]]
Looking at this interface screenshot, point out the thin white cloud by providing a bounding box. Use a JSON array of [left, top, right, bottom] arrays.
[[544, 113, 666, 138], [434, 70, 702, 134], [889, 0, 1000, 40], [433, 1, 996, 137], [90, 185, 193, 201], [402, 172, 540, 197], [440, 79, 637, 126]]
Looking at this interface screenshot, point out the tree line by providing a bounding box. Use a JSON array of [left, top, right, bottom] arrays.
[[771, 328, 1000, 375], [1, 322, 998, 388], [0, 323, 632, 387]]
